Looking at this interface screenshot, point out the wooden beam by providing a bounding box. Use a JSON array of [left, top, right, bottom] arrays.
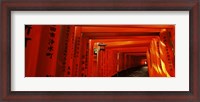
[[83, 32, 159, 38], [79, 25, 175, 29], [108, 47, 148, 52], [81, 26, 162, 33], [89, 36, 158, 40], [125, 52, 146, 56], [106, 43, 150, 48], [91, 36, 156, 42]]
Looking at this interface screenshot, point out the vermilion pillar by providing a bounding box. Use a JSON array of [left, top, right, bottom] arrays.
[[25, 25, 42, 77], [35, 25, 61, 77]]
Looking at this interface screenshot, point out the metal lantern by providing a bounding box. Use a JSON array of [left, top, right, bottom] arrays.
[[98, 43, 107, 51]]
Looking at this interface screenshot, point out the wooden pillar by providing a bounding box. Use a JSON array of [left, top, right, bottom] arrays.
[[25, 25, 42, 77], [72, 26, 82, 77], [63, 26, 75, 77]]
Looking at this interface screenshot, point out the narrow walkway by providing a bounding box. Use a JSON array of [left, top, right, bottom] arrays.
[[113, 66, 149, 77]]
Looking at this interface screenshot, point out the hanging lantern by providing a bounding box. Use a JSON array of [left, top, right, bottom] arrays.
[[94, 48, 98, 55], [98, 43, 107, 51]]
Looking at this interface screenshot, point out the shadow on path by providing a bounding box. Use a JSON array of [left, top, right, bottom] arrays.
[[112, 65, 149, 77]]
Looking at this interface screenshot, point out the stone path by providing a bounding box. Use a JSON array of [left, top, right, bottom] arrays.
[[113, 66, 149, 77]]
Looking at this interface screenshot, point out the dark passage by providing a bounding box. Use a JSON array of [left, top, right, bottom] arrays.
[[113, 65, 149, 77]]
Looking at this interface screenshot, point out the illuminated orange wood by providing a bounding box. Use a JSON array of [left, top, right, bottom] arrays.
[[25, 25, 175, 77], [81, 26, 162, 33]]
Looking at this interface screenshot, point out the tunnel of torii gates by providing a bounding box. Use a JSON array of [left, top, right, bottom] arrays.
[[25, 25, 175, 77]]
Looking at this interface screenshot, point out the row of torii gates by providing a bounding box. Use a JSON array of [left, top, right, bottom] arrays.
[[25, 25, 175, 77]]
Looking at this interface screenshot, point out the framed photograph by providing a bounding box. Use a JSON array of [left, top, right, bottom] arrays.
[[1, 0, 199, 102]]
